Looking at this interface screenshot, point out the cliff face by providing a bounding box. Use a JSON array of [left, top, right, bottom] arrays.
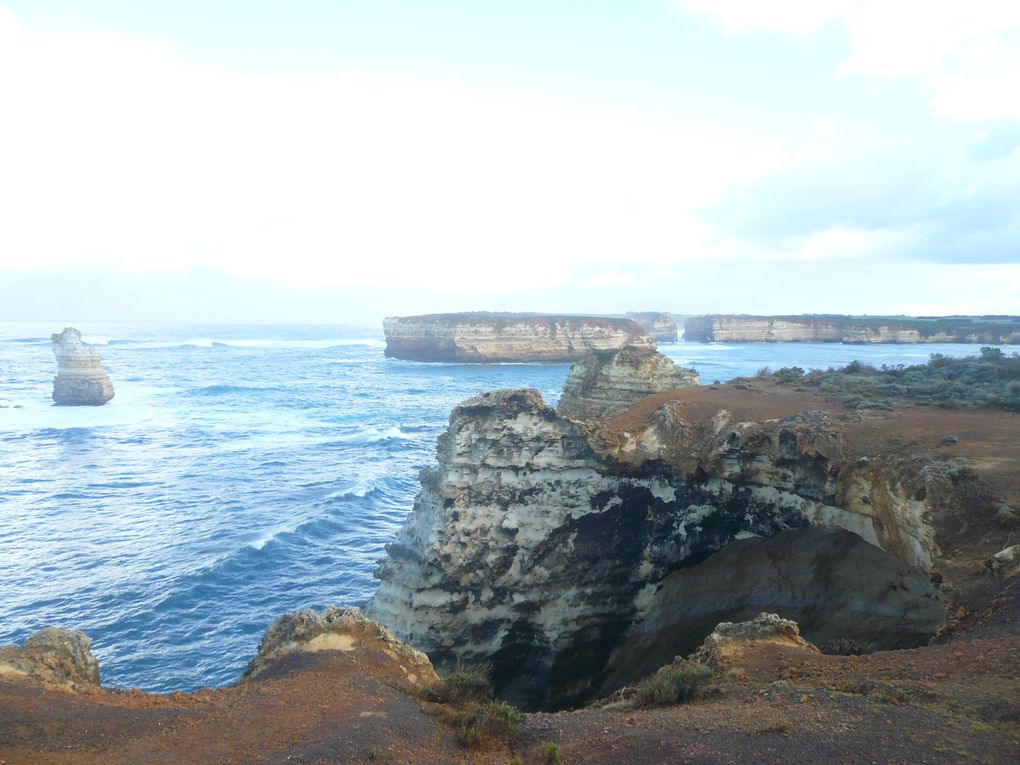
[[366, 377, 972, 709], [383, 313, 653, 362], [51, 327, 115, 405], [684, 315, 1020, 344], [626, 312, 678, 343], [558, 346, 699, 421]]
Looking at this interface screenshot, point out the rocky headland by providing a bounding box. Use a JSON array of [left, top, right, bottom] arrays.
[[685, 314, 1020, 344], [367, 347, 1020, 714], [625, 312, 678, 343], [4, 348, 1020, 763], [383, 312, 653, 362], [51, 327, 115, 405]]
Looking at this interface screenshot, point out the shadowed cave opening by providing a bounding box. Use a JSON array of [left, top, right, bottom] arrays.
[[489, 526, 948, 710]]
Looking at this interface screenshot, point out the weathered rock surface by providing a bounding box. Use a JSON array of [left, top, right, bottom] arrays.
[[0, 628, 100, 689], [51, 327, 115, 405], [558, 346, 699, 421], [685, 314, 1020, 344], [689, 613, 819, 669], [626, 312, 678, 342], [366, 379, 969, 709], [243, 606, 437, 687], [600, 527, 946, 692], [383, 312, 654, 362]]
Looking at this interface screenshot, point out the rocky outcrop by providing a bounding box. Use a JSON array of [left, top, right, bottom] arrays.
[[626, 312, 678, 343], [243, 606, 437, 687], [689, 613, 819, 669], [0, 628, 100, 689], [684, 315, 1020, 344], [366, 381, 966, 709], [558, 346, 699, 421], [51, 327, 115, 405], [383, 313, 654, 362]]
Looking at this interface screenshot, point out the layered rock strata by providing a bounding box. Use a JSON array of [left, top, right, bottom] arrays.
[[558, 346, 699, 421], [626, 312, 678, 343], [689, 612, 819, 669], [685, 314, 1020, 344], [383, 312, 654, 362], [51, 327, 115, 405], [366, 381, 967, 709]]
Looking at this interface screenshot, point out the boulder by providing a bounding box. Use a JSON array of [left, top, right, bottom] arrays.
[[0, 627, 101, 689]]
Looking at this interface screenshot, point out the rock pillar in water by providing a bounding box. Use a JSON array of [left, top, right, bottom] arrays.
[[51, 327, 115, 406]]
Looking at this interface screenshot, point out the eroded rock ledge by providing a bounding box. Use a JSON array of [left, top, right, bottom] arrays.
[[366, 370, 1004, 709], [383, 312, 654, 362]]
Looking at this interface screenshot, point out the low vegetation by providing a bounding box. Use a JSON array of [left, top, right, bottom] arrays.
[[761, 348, 1020, 411], [429, 663, 493, 704], [453, 700, 524, 748], [634, 661, 714, 707], [537, 741, 562, 764]]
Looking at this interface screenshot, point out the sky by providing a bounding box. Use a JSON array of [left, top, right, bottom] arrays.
[[0, 0, 1018, 322]]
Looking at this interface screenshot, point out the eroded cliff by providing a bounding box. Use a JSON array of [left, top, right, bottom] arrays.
[[685, 314, 1020, 344], [558, 346, 699, 421], [367, 371, 1011, 709], [626, 312, 678, 343], [383, 312, 653, 362]]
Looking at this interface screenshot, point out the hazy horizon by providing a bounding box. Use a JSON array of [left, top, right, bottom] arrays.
[[1, 1, 1018, 322]]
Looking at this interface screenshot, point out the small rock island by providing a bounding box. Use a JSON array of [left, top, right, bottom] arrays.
[[383, 312, 654, 362], [51, 327, 115, 406]]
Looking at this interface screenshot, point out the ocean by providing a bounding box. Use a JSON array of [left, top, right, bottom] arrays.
[[1, 321, 1016, 692]]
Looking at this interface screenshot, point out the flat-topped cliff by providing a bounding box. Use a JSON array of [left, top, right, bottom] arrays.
[[626, 312, 678, 342], [51, 327, 115, 405], [383, 312, 653, 362], [685, 314, 1020, 344]]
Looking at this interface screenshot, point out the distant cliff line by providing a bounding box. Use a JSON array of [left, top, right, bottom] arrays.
[[685, 314, 1020, 344], [383, 312, 654, 362]]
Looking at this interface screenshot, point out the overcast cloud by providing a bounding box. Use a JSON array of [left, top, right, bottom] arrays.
[[0, 1, 1017, 321]]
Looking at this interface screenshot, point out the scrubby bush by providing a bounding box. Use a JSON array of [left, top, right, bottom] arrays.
[[822, 638, 866, 656], [634, 661, 714, 707], [454, 701, 524, 747], [432, 663, 493, 704], [537, 741, 562, 764]]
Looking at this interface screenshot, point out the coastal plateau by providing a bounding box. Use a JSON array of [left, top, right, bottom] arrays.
[[685, 314, 1020, 344], [383, 312, 653, 362]]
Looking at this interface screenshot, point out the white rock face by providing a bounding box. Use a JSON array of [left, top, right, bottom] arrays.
[[51, 327, 115, 406], [684, 315, 1020, 344], [383, 313, 654, 362], [626, 312, 678, 343], [558, 346, 699, 421], [366, 385, 953, 709]]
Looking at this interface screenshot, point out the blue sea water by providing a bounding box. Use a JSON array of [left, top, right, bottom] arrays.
[[1, 321, 1017, 693]]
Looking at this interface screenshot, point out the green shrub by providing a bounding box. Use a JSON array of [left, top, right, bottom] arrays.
[[433, 663, 493, 704], [822, 638, 866, 656], [455, 701, 524, 748], [634, 661, 714, 707], [537, 741, 561, 764]]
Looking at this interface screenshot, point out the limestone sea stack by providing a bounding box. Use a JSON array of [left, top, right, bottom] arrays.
[[558, 346, 699, 421], [626, 311, 678, 342], [383, 312, 654, 362], [51, 327, 115, 406]]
